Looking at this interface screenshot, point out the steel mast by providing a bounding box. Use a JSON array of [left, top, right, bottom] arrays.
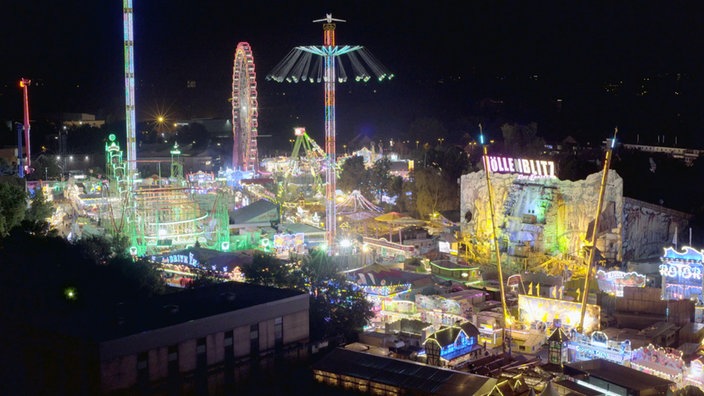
[[479, 125, 510, 339], [577, 129, 618, 333]]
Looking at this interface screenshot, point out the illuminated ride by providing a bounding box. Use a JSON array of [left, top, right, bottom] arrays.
[[19, 78, 31, 176], [268, 13, 393, 255], [278, 127, 326, 203], [232, 42, 259, 172], [123, 0, 137, 174], [336, 190, 382, 215], [101, 136, 230, 256]]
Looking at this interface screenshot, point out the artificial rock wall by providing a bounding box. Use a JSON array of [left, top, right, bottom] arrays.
[[460, 169, 690, 262], [460, 170, 624, 261]]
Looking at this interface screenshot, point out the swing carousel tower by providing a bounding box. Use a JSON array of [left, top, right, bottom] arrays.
[[267, 14, 393, 255]]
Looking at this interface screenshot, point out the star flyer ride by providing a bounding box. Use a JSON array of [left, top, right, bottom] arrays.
[[267, 13, 393, 255]]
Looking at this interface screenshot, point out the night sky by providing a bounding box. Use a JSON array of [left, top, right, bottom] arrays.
[[1, 1, 703, 149]]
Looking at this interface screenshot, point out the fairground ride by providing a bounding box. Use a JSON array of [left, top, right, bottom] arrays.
[[232, 42, 259, 172], [101, 135, 230, 256], [267, 14, 393, 255], [123, 0, 137, 175], [278, 127, 326, 203], [19, 78, 31, 176]]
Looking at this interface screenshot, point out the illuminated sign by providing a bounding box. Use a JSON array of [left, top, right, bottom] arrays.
[[518, 295, 600, 333], [161, 252, 200, 267], [596, 270, 647, 297], [659, 263, 702, 280], [662, 246, 704, 262], [486, 156, 556, 178], [660, 246, 704, 300]]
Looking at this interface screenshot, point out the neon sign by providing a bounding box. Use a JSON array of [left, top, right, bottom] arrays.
[[160, 252, 200, 267], [486, 156, 556, 178], [659, 263, 702, 280]]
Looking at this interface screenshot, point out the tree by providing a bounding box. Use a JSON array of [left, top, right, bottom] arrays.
[[77, 234, 118, 265], [29, 154, 62, 179], [241, 251, 291, 287], [0, 231, 165, 317], [338, 156, 369, 195], [25, 187, 54, 223], [412, 167, 457, 219], [0, 180, 26, 236], [301, 251, 373, 342], [0, 158, 14, 176], [369, 158, 391, 203], [438, 145, 471, 181], [500, 122, 545, 156], [241, 248, 374, 343]]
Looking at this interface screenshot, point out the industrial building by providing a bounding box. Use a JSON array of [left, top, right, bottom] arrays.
[[13, 282, 309, 394]]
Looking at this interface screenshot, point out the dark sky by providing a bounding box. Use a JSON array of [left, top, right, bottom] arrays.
[[1, 1, 703, 148]]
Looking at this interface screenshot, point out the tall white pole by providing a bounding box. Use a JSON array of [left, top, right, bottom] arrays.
[[123, 0, 137, 175]]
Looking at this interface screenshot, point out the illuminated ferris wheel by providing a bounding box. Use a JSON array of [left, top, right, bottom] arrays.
[[231, 42, 259, 172]]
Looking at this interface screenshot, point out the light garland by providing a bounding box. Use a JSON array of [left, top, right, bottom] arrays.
[[360, 283, 411, 297]]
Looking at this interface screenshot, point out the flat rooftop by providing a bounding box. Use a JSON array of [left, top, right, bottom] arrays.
[[313, 348, 496, 396], [564, 359, 674, 391], [554, 379, 603, 396], [43, 282, 305, 342]]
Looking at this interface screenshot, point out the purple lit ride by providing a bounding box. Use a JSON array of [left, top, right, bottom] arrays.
[[232, 42, 259, 172]]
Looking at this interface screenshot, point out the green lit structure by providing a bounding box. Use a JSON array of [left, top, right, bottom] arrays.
[[102, 134, 230, 256], [278, 127, 325, 203]]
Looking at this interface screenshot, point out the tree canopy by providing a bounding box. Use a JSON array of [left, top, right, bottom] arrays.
[[338, 156, 369, 196], [0, 229, 165, 319], [241, 249, 373, 342], [0, 180, 27, 236]]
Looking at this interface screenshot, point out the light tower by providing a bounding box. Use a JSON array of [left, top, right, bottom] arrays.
[[267, 14, 393, 255], [19, 78, 31, 174], [123, 0, 137, 175]]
